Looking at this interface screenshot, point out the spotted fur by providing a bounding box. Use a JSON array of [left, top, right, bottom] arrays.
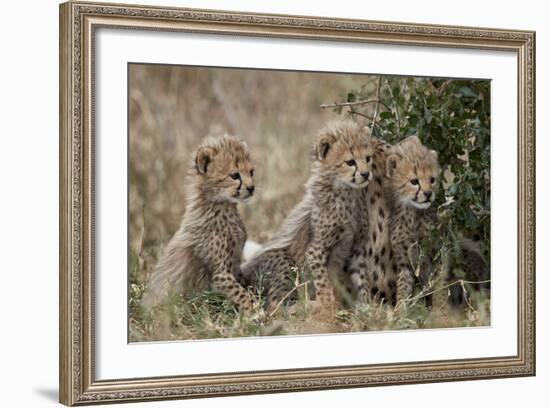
[[240, 121, 374, 310], [142, 136, 257, 312], [362, 135, 489, 308], [347, 137, 394, 304]]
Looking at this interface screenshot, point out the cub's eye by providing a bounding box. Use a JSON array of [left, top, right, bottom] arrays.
[[430, 177, 435, 184], [230, 172, 240, 180], [366, 156, 372, 163], [345, 160, 356, 167], [410, 178, 419, 186], [250, 169, 255, 177]]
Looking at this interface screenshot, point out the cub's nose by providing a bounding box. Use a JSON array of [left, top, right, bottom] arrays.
[[246, 185, 255, 195], [360, 171, 370, 180], [424, 191, 432, 199]]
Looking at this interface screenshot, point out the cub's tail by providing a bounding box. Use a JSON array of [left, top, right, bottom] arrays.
[[242, 240, 262, 263], [141, 236, 206, 309]]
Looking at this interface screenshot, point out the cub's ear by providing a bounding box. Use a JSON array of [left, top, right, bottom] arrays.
[[195, 146, 216, 174], [386, 153, 401, 177], [429, 149, 441, 174], [315, 131, 337, 161]]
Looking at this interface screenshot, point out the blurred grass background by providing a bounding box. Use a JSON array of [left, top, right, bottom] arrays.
[[128, 64, 489, 342], [129, 64, 366, 252]]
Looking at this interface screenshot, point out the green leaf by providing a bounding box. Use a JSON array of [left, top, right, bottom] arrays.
[[424, 107, 433, 124], [458, 86, 478, 98], [447, 184, 458, 196], [379, 111, 393, 120]]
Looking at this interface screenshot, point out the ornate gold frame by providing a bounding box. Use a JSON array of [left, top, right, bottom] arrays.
[[59, 1, 536, 405]]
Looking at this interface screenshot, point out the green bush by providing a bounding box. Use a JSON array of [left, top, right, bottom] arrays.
[[327, 76, 491, 283]]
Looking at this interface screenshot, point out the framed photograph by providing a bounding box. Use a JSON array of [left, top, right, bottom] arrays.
[[59, 1, 535, 405]]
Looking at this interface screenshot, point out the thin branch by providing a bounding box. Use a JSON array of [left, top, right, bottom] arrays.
[[348, 110, 373, 121], [427, 79, 453, 97], [348, 109, 395, 135], [395, 279, 491, 310], [371, 76, 383, 130], [320, 98, 392, 112], [460, 281, 476, 313], [386, 79, 402, 137], [347, 110, 394, 135], [437, 80, 453, 96]]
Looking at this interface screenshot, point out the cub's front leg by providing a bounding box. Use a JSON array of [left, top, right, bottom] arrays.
[[210, 243, 257, 313], [305, 223, 344, 308], [393, 239, 416, 306], [348, 230, 370, 304]]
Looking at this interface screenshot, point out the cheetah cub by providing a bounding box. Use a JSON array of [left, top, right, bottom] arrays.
[[386, 136, 490, 307], [240, 121, 373, 310], [142, 135, 257, 312], [385, 135, 440, 305]]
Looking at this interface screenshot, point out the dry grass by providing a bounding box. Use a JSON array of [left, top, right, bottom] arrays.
[[128, 64, 490, 342]]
